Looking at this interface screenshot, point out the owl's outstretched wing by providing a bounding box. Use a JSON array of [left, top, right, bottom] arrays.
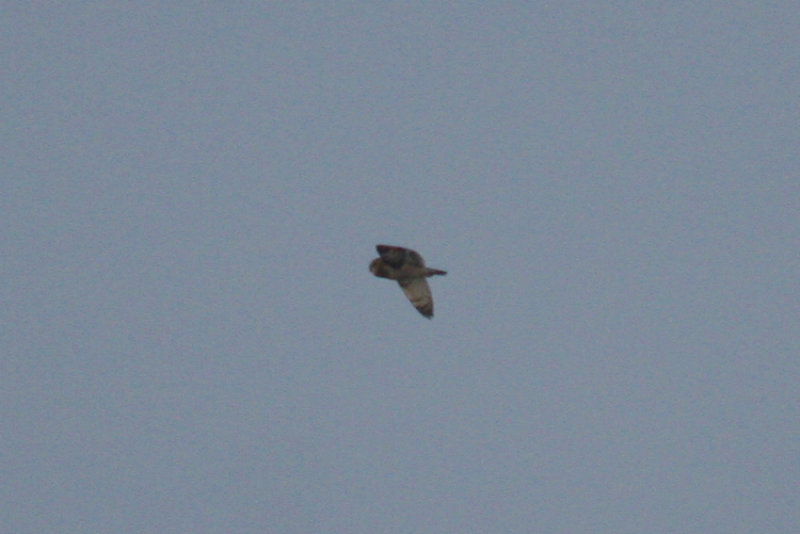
[[398, 277, 434, 318], [376, 244, 409, 269]]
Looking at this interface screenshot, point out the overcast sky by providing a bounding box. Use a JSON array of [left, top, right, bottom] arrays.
[[3, 3, 798, 533]]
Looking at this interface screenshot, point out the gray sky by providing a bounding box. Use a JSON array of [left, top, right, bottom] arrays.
[[3, 3, 798, 533]]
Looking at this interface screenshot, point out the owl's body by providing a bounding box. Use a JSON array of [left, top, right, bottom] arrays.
[[369, 244, 446, 318]]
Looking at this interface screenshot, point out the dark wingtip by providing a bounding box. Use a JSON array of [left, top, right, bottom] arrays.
[[417, 307, 434, 319]]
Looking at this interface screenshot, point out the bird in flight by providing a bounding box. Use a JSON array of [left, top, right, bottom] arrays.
[[369, 244, 447, 318]]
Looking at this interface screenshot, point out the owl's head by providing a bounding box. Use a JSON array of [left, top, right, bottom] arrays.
[[369, 258, 389, 278]]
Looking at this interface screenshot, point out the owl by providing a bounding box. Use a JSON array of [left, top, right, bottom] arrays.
[[369, 244, 447, 318]]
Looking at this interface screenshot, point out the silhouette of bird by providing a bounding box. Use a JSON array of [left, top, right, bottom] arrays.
[[369, 244, 447, 318]]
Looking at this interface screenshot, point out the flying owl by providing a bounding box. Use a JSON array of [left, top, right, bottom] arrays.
[[369, 244, 447, 318]]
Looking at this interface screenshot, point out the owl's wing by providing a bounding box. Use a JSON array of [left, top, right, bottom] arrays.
[[376, 245, 408, 269], [405, 249, 426, 268], [398, 277, 434, 318]]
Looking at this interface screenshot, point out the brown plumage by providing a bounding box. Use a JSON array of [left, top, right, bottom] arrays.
[[369, 244, 447, 318]]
